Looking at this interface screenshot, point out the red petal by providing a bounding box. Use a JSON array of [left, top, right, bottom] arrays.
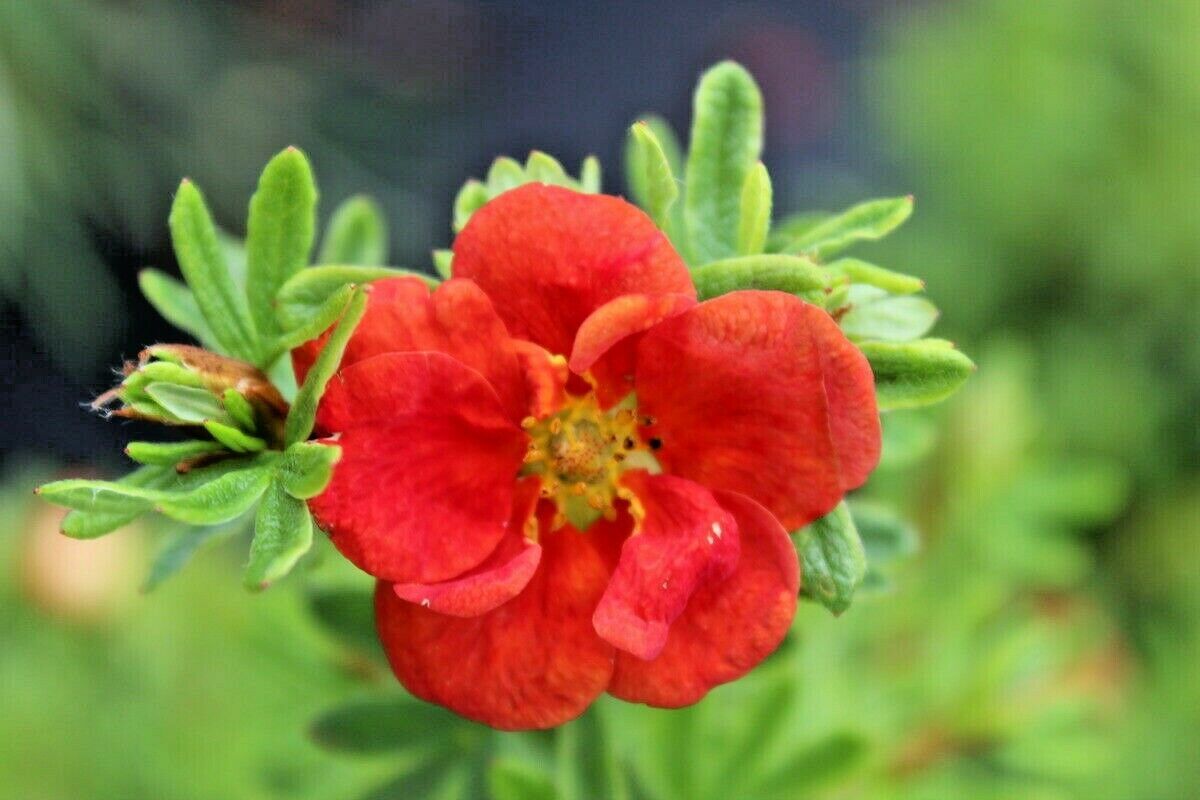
[[374, 515, 627, 731], [635, 291, 881, 531], [392, 477, 543, 617], [451, 184, 694, 357], [293, 277, 530, 423], [607, 490, 798, 707], [593, 472, 739, 661], [570, 293, 696, 407], [310, 352, 527, 583], [510, 339, 569, 420]]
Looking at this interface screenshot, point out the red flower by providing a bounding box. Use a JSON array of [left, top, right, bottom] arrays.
[[294, 184, 880, 730]]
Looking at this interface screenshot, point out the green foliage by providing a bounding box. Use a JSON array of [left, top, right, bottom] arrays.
[[691, 254, 827, 300], [274, 265, 433, 332], [452, 150, 601, 232], [279, 442, 341, 500], [319, 195, 388, 266], [737, 161, 772, 255], [626, 122, 679, 231], [794, 502, 867, 615], [839, 285, 939, 342], [138, 268, 218, 347], [246, 480, 313, 590], [125, 439, 226, 466], [776, 196, 913, 260], [861, 339, 976, 410]]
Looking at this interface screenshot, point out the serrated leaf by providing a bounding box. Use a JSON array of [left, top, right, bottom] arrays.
[[827, 258, 924, 294], [275, 264, 435, 331], [860, 338, 975, 410], [579, 156, 601, 193], [154, 458, 275, 525], [685, 61, 764, 263], [245, 479, 313, 589], [268, 282, 354, 358], [525, 150, 570, 185], [144, 382, 229, 424], [246, 147, 318, 342], [691, 254, 827, 300], [489, 760, 558, 800], [432, 249, 453, 279], [138, 268, 217, 347], [310, 696, 462, 755], [839, 286, 939, 342], [795, 501, 866, 615], [58, 464, 175, 539], [319, 195, 388, 266], [782, 196, 913, 260], [143, 518, 245, 592], [628, 122, 679, 231], [203, 420, 266, 453], [737, 161, 772, 255], [125, 439, 226, 466], [169, 179, 259, 361], [453, 180, 489, 233], [279, 441, 341, 499], [486, 156, 525, 195], [285, 288, 369, 446], [305, 586, 380, 654]]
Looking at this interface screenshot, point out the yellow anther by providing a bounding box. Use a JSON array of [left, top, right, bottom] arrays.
[[520, 416, 537, 429], [549, 418, 563, 434]]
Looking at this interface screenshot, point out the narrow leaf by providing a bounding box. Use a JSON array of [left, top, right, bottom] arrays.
[[168, 179, 259, 361], [579, 155, 601, 193], [203, 421, 266, 453], [279, 441, 341, 499], [795, 501, 866, 615], [310, 696, 461, 755], [144, 383, 229, 424], [58, 465, 174, 539], [827, 258, 924, 294], [275, 265, 435, 331], [489, 760, 559, 800], [431, 249, 453, 279], [628, 122, 679, 230], [860, 338, 975, 410], [319, 195, 387, 266], [782, 196, 913, 260], [38, 479, 161, 515], [525, 150, 570, 185], [125, 439, 226, 466], [737, 161, 772, 255], [691, 254, 827, 300], [268, 282, 354, 357], [138, 268, 217, 346], [245, 479, 313, 589], [285, 288, 368, 445], [685, 61, 764, 263], [155, 459, 275, 525]]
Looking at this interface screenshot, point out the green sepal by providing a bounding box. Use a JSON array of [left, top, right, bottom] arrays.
[[860, 338, 975, 410], [453, 180, 489, 233], [319, 195, 387, 266], [432, 249, 453, 279], [486, 156, 525, 194], [794, 501, 866, 615], [275, 265, 435, 331], [285, 288, 369, 446], [136, 361, 204, 389], [627, 121, 679, 231], [168, 179, 260, 362], [138, 268, 217, 347], [839, 285, 939, 342], [489, 760, 559, 800], [780, 196, 913, 260], [685, 61, 764, 264], [525, 150, 571, 185], [125, 439, 226, 466], [144, 382, 230, 425], [245, 147, 317, 342], [309, 696, 464, 755], [222, 388, 257, 431], [58, 464, 176, 539], [826, 257, 924, 294], [203, 421, 266, 453], [737, 161, 772, 255], [245, 478, 313, 590], [279, 441, 341, 499], [579, 155, 602, 193], [153, 457, 276, 525], [691, 254, 827, 300]]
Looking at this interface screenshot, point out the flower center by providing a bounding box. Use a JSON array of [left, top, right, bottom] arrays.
[[520, 393, 654, 530]]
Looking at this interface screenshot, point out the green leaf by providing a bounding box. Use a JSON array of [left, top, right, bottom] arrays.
[[358, 755, 461, 800], [136, 361, 204, 389], [769, 211, 832, 248], [795, 501, 866, 615], [827, 257, 924, 294], [310, 696, 462, 755], [221, 389, 257, 432], [246, 147, 318, 342], [319, 195, 388, 266], [202, 421, 266, 453], [453, 180, 489, 232], [125, 439, 226, 466], [556, 706, 629, 800], [154, 459, 275, 525], [143, 519, 244, 592], [525, 150, 571, 185], [168, 179, 259, 361], [850, 501, 919, 567], [305, 586, 380, 654], [781, 196, 913, 260], [860, 338, 975, 410], [275, 264, 435, 331], [489, 759, 559, 800], [685, 61, 764, 263], [268, 282, 354, 358], [691, 254, 827, 300], [749, 732, 868, 798], [58, 465, 175, 539], [138, 268, 217, 346], [285, 288, 369, 446], [432, 249, 453, 279], [245, 479, 313, 589], [279, 441, 341, 499], [737, 161, 772, 255], [839, 286, 939, 342], [628, 122, 679, 231], [486, 156, 525, 195], [38, 479, 161, 516], [144, 383, 229, 424], [579, 155, 601, 193]]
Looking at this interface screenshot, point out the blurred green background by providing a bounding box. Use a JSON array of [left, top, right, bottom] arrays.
[[1, 1, 1196, 798]]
